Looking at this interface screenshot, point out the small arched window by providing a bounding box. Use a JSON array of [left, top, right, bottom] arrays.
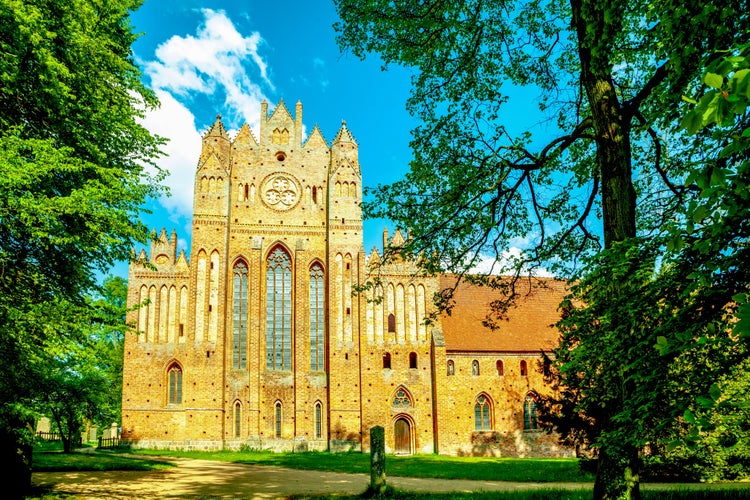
[[409, 352, 417, 369], [524, 393, 538, 430], [520, 360, 528, 377], [387, 313, 396, 333], [383, 352, 392, 369], [168, 363, 182, 405], [314, 402, 323, 439], [275, 401, 282, 438], [474, 394, 492, 430], [472, 359, 480, 376], [234, 401, 242, 438], [496, 360, 504, 376], [447, 360, 455, 376]]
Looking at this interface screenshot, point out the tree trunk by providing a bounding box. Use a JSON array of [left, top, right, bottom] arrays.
[[571, 0, 639, 498], [594, 445, 641, 500]]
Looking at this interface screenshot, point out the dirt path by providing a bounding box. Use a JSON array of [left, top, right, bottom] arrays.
[[32, 456, 591, 499], [34, 457, 749, 499]]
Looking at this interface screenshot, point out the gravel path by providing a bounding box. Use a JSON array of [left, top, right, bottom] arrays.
[[31, 456, 590, 499], [33, 457, 749, 499]]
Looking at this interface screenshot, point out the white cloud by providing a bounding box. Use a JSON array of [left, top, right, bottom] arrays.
[[469, 248, 553, 277], [141, 90, 201, 216], [140, 8, 274, 219]]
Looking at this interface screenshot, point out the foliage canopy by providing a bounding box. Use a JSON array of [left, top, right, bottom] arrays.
[[0, 0, 164, 494], [334, 0, 750, 498]]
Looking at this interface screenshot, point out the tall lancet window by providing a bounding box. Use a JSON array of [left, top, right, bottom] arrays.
[[309, 263, 325, 371], [266, 247, 292, 370], [233, 260, 249, 369]]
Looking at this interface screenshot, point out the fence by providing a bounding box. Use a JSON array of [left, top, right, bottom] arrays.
[[36, 431, 61, 442], [98, 436, 123, 449]]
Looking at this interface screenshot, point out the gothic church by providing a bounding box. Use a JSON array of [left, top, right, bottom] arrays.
[[122, 100, 571, 457]]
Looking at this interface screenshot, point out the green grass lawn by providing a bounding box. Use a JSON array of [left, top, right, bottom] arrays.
[[31, 447, 750, 499], [134, 449, 593, 482], [293, 488, 750, 500], [32, 449, 175, 472]]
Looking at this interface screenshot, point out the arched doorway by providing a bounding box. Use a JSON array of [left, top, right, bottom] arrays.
[[394, 417, 412, 455]]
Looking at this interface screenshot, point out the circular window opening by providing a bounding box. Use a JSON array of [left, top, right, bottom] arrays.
[[275, 151, 286, 162]]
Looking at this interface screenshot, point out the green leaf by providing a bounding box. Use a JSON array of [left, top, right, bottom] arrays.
[[684, 408, 696, 424], [709, 384, 722, 402], [710, 168, 726, 186], [704, 72, 724, 89], [696, 396, 714, 409], [692, 205, 708, 222], [682, 110, 704, 134]]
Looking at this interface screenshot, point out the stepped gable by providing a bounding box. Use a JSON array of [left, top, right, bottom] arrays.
[[203, 114, 229, 140], [440, 275, 566, 352], [268, 99, 293, 122], [233, 122, 258, 145], [367, 247, 382, 267], [303, 124, 329, 149], [332, 119, 358, 145]]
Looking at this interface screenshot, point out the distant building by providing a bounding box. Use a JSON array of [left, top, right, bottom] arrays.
[[121, 100, 572, 457]]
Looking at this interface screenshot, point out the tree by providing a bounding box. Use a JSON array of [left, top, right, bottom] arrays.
[[333, 1, 749, 498], [36, 276, 130, 453], [0, 1, 163, 495]]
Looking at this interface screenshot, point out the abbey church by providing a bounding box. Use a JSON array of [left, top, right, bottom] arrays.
[[121, 100, 572, 457]]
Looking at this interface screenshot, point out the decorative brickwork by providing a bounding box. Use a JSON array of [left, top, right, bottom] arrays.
[[122, 100, 573, 458]]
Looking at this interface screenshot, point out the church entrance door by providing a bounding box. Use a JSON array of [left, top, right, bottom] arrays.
[[394, 417, 412, 455]]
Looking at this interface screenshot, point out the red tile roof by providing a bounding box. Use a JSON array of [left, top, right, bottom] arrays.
[[439, 275, 567, 353]]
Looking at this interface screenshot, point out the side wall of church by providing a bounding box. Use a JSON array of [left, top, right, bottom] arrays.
[[435, 352, 573, 457]]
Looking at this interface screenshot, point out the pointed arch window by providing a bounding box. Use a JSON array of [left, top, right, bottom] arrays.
[[233, 260, 248, 369], [474, 394, 492, 430], [383, 352, 391, 369], [387, 313, 396, 333], [167, 363, 182, 405], [496, 360, 504, 376], [234, 401, 242, 438], [520, 360, 528, 377], [447, 360, 455, 376], [392, 388, 412, 408], [309, 263, 325, 371], [524, 393, 539, 430], [314, 401, 323, 439], [275, 401, 283, 438], [266, 247, 292, 370]]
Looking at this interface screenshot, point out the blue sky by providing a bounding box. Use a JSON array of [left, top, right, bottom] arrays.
[[116, 1, 417, 277], [116, 0, 561, 279]]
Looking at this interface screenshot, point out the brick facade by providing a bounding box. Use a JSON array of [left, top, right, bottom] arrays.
[[121, 100, 573, 458]]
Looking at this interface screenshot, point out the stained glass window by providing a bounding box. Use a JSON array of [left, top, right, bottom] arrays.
[[266, 248, 292, 370], [309, 263, 325, 371], [233, 261, 248, 369], [524, 394, 538, 430], [168, 364, 182, 405], [474, 395, 491, 430], [393, 388, 411, 408]]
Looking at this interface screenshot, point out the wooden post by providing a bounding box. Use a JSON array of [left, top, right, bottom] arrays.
[[370, 426, 386, 494]]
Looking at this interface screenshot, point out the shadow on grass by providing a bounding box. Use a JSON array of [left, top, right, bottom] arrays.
[[290, 486, 750, 500], [132, 449, 594, 482], [32, 450, 176, 472]]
